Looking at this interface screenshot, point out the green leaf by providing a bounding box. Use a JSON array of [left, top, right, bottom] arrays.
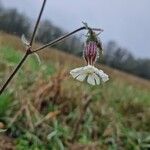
[[47, 131, 57, 140], [0, 129, 7, 133]]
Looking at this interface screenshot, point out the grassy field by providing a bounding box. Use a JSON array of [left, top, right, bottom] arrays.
[[0, 33, 150, 150]]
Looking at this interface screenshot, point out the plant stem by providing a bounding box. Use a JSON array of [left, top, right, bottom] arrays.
[[0, 51, 29, 95], [32, 27, 102, 53], [0, 0, 47, 95], [30, 0, 47, 46]]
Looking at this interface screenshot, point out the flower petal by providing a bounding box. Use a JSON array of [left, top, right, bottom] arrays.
[[93, 73, 100, 85], [70, 65, 109, 85], [70, 67, 84, 73], [101, 73, 109, 82], [87, 74, 95, 85], [70, 67, 84, 78], [76, 73, 87, 81], [93, 67, 109, 83], [70, 71, 80, 79]]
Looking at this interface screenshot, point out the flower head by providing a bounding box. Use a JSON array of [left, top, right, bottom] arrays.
[[70, 27, 109, 85], [70, 65, 109, 85]]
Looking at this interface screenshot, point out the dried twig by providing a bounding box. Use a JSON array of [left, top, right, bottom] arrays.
[[0, 0, 47, 95], [31, 27, 102, 53], [8, 106, 25, 128], [25, 105, 34, 131], [71, 95, 92, 141], [29, 0, 47, 46]]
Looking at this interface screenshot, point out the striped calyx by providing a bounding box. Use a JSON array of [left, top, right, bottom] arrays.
[[83, 41, 98, 65]]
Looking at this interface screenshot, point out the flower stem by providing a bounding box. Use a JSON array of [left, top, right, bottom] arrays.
[[30, 0, 47, 46], [0, 51, 29, 95], [0, 0, 47, 95], [31, 27, 102, 53]]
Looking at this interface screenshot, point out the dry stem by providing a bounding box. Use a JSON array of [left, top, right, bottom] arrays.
[[71, 95, 92, 141]]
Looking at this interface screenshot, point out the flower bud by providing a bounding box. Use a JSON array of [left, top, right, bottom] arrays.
[[83, 41, 98, 65]]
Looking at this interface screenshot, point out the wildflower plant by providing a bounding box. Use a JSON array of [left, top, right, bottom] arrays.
[[0, 0, 108, 94], [70, 23, 109, 85]]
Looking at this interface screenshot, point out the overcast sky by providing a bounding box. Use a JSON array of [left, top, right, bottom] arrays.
[[1, 0, 150, 58]]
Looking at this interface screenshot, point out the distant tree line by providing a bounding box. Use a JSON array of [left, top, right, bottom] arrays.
[[0, 3, 83, 54], [36, 20, 83, 54], [0, 3, 150, 79], [103, 41, 150, 79]]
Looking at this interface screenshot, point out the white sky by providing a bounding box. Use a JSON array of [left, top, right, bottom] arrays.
[[1, 0, 150, 58]]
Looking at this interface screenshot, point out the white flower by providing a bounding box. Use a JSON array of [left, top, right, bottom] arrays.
[[70, 65, 109, 85]]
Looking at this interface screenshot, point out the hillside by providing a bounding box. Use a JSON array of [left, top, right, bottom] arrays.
[[0, 33, 150, 150], [1, 32, 150, 90]]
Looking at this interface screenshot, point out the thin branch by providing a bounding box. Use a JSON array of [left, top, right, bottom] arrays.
[[30, 0, 47, 46], [0, 0, 47, 95], [32, 27, 85, 53], [32, 27, 103, 53], [0, 51, 29, 95]]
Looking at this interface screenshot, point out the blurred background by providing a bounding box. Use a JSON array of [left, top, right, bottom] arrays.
[[0, 0, 150, 149], [0, 0, 150, 79]]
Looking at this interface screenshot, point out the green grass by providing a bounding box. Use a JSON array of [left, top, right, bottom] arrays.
[[0, 92, 12, 116], [0, 45, 150, 149]]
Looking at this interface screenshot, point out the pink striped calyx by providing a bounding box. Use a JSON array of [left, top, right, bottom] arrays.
[[83, 41, 98, 65]]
